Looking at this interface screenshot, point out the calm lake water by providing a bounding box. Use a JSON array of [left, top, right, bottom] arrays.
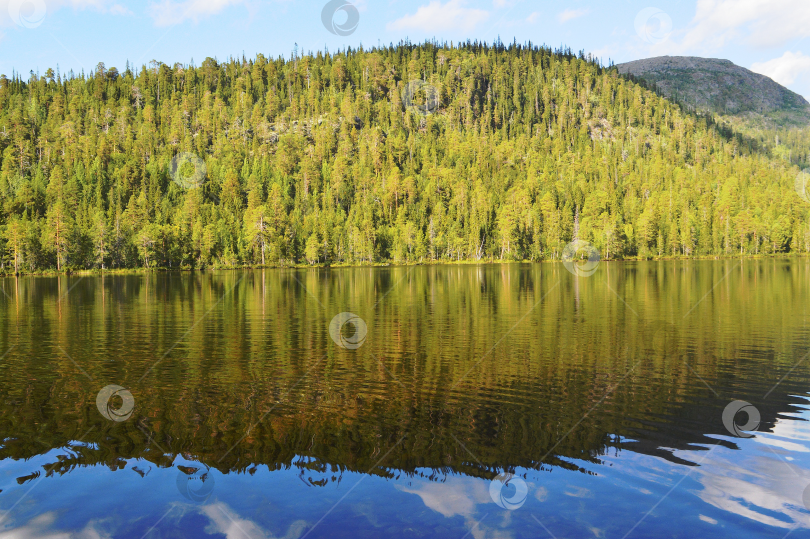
[[1, 261, 810, 538]]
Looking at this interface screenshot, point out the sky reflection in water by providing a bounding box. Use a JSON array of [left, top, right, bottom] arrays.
[[1, 262, 810, 538]]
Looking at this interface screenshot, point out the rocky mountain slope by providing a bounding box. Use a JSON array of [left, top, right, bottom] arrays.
[[616, 56, 810, 127]]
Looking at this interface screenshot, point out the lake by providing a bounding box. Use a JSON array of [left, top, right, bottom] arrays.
[[1, 260, 809, 538]]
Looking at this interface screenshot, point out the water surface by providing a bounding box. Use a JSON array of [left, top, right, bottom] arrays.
[[1, 261, 809, 538]]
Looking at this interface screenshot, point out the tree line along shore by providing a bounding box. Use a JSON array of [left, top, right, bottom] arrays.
[[1, 40, 809, 274]]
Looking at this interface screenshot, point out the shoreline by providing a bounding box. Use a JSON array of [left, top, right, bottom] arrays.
[[0, 253, 806, 277]]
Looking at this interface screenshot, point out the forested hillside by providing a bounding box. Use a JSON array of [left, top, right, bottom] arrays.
[[1, 41, 808, 272], [615, 55, 810, 168]]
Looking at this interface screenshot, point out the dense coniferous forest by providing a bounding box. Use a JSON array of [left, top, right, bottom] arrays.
[[1, 40, 809, 272]]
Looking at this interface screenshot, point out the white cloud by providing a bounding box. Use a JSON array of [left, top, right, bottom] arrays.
[[397, 477, 490, 518], [0, 505, 305, 539], [200, 502, 271, 539], [557, 8, 589, 24], [751, 51, 810, 86], [200, 502, 307, 539], [534, 485, 548, 501], [563, 485, 592, 498], [397, 478, 515, 539], [623, 0, 810, 99], [0, 512, 111, 539], [678, 0, 810, 52], [147, 0, 245, 27], [386, 0, 490, 34], [526, 11, 540, 24], [108, 3, 132, 15], [690, 415, 810, 531]]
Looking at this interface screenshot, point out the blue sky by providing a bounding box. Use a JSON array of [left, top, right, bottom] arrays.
[[2, 0, 810, 100]]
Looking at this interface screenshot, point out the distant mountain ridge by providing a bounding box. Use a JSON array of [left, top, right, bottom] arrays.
[[616, 56, 810, 126]]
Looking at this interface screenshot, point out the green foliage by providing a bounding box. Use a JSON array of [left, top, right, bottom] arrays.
[[0, 42, 808, 271]]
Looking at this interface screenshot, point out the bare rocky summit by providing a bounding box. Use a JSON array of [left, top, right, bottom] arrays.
[[616, 56, 810, 126]]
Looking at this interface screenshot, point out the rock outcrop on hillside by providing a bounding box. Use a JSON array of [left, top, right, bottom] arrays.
[[616, 56, 810, 126]]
